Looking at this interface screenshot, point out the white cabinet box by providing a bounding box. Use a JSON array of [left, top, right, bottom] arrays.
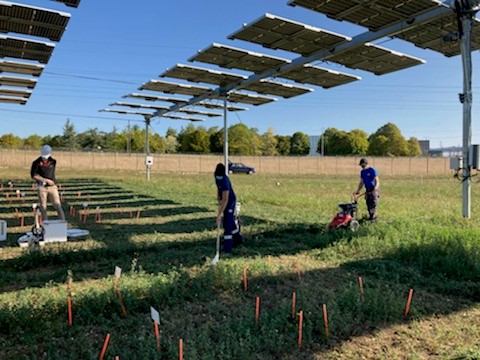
[[43, 220, 67, 243]]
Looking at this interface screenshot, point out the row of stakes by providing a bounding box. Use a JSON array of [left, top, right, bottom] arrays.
[[64, 265, 415, 359]]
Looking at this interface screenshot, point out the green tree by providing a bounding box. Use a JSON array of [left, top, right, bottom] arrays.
[[275, 135, 291, 155], [165, 135, 179, 153], [320, 128, 350, 155], [24, 134, 43, 149], [62, 119, 79, 149], [407, 137, 422, 156], [348, 129, 369, 155], [368, 122, 409, 156], [166, 127, 178, 138], [0, 133, 22, 148], [190, 127, 211, 153], [178, 124, 196, 152], [229, 124, 261, 155], [261, 128, 278, 156], [290, 131, 310, 155]]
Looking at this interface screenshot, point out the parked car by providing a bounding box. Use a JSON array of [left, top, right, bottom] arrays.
[[228, 162, 255, 174]]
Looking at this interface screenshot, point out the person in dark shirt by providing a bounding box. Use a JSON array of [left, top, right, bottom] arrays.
[[354, 158, 380, 221], [214, 163, 243, 253], [30, 145, 65, 221]]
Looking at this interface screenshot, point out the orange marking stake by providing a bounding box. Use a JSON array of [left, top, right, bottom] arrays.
[[154, 321, 160, 351], [117, 290, 127, 317], [15, 208, 19, 219], [298, 310, 304, 347], [20, 215, 24, 227], [179, 339, 183, 360], [291, 292, 296, 319], [151, 306, 161, 351], [295, 261, 302, 281], [323, 304, 329, 337], [136, 210, 141, 219], [404, 289, 414, 317], [99, 333, 110, 360], [77, 191, 81, 198], [129, 210, 133, 218], [243, 268, 248, 292], [67, 296, 73, 326], [358, 276, 365, 302], [255, 297, 260, 325]]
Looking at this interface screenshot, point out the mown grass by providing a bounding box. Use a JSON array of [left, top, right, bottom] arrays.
[[0, 167, 479, 359]]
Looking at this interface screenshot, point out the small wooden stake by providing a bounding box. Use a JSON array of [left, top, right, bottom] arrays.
[[404, 289, 414, 317], [298, 310, 303, 347], [15, 208, 19, 219], [243, 268, 248, 292], [154, 321, 160, 351], [129, 210, 133, 218], [323, 304, 329, 337], [179, 338, 183, 360], [358, 276, 365, 302], [117, 290, 127, 317], [67, 296, 73, 326], [291, 292, 296, 319], [99, 333, 110, 360], [136, 210, 141, 219], [294, 261, 302, 281], [255, 297, 260, 325], [20, 215, 24, 227], [77, 191, 81, 198]]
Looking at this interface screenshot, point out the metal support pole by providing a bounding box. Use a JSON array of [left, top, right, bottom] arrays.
[[145, 117, 151, 182], [461, 15, 473, 218], [223, 95, 228, 175]]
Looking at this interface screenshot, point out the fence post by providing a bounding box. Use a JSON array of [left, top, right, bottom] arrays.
[[391, 157, 394, 175], [426, 156, 429, 174]]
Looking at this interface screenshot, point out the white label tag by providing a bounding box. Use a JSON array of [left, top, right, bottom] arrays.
[[150, 306, 160, 324], [114, 266, 122, 278]]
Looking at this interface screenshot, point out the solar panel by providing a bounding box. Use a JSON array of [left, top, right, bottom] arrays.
[[0, 60, 44, 76], [0, 95, 26, 104], [279, 64, 360, 88], [0, 87, 31, 97], [161, 64, 247, 86], [228, 13, 351, 56], [225, 91, 277, 106], [177, 108, 221, 117], [242, 79, 313, 98], [111, 101, 170, 111], [0, 75, 37, 88], [163, 114, 205, 122], [395, 14, 480, 57], [198, 101, 248, 111], [288, 0, 444, 32], [139, 79, 212, 96], [101, 108, 154, 116], [327, 42, 425, 75], [124, 93, 188, 104], [0, 1, 71, 42], [188, 43, 290, 74], [52, 0, 81, 8], [0, 35, 55, 64]]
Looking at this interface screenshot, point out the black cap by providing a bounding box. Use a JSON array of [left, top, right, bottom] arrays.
[[359, 158, 368, 165]]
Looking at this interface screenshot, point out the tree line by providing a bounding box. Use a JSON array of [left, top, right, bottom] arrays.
[[0, 120, 421, 156]]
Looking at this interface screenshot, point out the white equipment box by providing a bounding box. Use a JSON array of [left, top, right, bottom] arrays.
[[43, 220, 67, 243], [0, 220, 6, 241]]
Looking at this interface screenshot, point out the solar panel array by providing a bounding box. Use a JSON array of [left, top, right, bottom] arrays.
[[0, 0, 81, 105]]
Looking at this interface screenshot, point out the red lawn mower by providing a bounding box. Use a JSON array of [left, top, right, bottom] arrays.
[[328, 193, 365, 231]]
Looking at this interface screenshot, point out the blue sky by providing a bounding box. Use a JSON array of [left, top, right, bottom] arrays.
[[2, 0, 479, 148]]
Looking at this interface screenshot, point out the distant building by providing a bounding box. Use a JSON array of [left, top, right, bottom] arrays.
[[418, 140, 430, 156], [429, 146, 462, 157], [308, 135, 321, 156]]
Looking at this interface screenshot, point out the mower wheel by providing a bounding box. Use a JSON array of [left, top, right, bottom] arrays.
[[349, 219, 360, 232]]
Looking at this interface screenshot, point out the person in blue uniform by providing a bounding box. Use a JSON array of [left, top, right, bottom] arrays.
[[214, 163, 243, 253], [354, 158, 380, 221]]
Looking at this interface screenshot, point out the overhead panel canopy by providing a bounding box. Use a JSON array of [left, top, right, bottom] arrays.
[[225, 91, 277, 106], [0, 1, 71, 42], [178, 108, 221, 117], [101, 108, 154, 116], [0, 75, 37, 88], [327, 43, 425, 75], [279, 64, 360, 88], [0, 95, 26, 104], [287, 0, 443, 32], [198, 101, 247, 111], [163, 114, 204, 122], [111, 101, 170, 111], [124, 93, 188, 104], [0, 35, 55, 64], [189, 43, 290, 73], [242, 79, 313, 98], [139, 79, 212, 96], [228, 13, 350, 56], [0, 60, 44, 76], [161, 64, 247, 86], [0, 87, 31, 97], [395, 14, 480, 57], [53, 0, 81, 8]]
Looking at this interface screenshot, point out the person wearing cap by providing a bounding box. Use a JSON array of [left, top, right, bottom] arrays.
[[30, 145, 65, 221], [354, 158, 380, 221], [214, 163, 243, 253]]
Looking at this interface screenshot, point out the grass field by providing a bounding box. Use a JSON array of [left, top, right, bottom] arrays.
[[0, 168, 480, 359]]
